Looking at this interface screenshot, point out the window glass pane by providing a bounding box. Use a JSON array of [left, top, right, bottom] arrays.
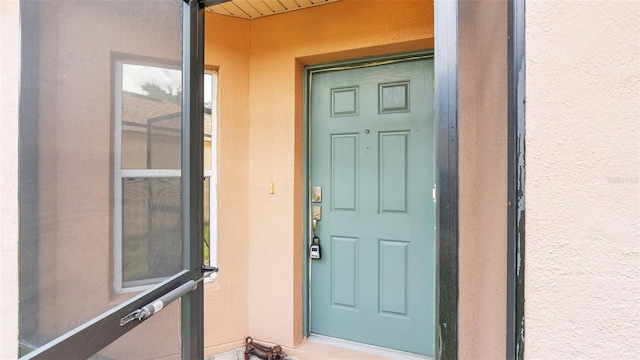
[[204, 73, 213, 171], [121, 64, 182, 170], [122, 177, 182, 286], [19, 0, 184, 357], [204, 177, 211, 266], [203, 71, 217, 277], [115, 61, 183, 291]]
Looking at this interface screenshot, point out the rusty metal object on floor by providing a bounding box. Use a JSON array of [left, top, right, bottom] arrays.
[[244, 336, 287, 360]]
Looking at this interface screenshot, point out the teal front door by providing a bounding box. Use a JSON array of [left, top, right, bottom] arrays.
[[309, 57, 435, 356]]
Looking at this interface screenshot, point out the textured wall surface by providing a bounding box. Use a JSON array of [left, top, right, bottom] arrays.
[[0, 0, 19, 358], [458, 0, 508, 359], [525, 1, 640, 358], [203, 13, 252, 355]]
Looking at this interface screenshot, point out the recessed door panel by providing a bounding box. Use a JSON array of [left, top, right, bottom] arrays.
[[331, 236, 359, 308], [379, 131, 409, 213], [379, 239, 409, 316], [331, 134, 359, 211]]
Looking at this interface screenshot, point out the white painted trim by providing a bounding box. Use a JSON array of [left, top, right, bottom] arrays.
[[308, 334, 432, 360], [114, 61, 125, 292], [117, 276, 174, 293], [120, 169, 182, 177], [205, 70, 218, 282]]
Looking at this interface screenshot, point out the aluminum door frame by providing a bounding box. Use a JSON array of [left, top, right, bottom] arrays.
[[18, 0, 206, 358], [506, 0, 527, 359]]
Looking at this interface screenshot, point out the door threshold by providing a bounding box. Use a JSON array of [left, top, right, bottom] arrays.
[[307, 334, 432, 360]]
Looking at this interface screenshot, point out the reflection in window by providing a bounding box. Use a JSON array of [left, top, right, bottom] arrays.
[[120, 63, 182, 170], [115, 62, 183, 291], [122, 177, 181, 284], [17, 0, 185, 355], [203, 71, 218, 281], [114, 63, 218, 290]]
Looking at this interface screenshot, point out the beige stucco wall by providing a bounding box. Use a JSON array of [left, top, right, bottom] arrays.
[[203, 13, 252, 353], [0, 0, 20, 358], [525, 1, 640, 359], [458, 0, 508, 359]]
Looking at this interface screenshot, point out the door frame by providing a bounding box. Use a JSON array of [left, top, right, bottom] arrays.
[[506, 0, 526, 358], [301, 2, 462, 359], [302, 50, 442, 354], [434, 1, 459, 359]]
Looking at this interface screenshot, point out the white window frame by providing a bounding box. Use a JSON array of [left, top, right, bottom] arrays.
[[204, 70, 218, 282], [113, 61, 218, 292]]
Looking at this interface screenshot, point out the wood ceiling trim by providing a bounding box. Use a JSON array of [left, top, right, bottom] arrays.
[[205, 0, 340, 20]]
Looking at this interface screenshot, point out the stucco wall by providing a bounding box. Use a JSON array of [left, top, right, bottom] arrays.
[[203, 12, 252, 353], [0, 0, 20, 358], [525, 1, 640, 359], [458, 0, 508, 359], [246, 0, 433, 348]]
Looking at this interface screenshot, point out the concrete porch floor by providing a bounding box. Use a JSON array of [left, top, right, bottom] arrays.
[[206, 336, 431, 360]]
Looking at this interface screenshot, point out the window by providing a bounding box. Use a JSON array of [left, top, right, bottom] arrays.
[[114, 61, 217, 291], [203, 71, 218, 281]]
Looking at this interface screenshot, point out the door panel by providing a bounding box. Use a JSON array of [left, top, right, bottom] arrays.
[[332, 134, 359, 211], [309, 58, 435, 356]]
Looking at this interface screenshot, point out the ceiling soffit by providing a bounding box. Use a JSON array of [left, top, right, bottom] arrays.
[[205, 0, 340, 20]]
